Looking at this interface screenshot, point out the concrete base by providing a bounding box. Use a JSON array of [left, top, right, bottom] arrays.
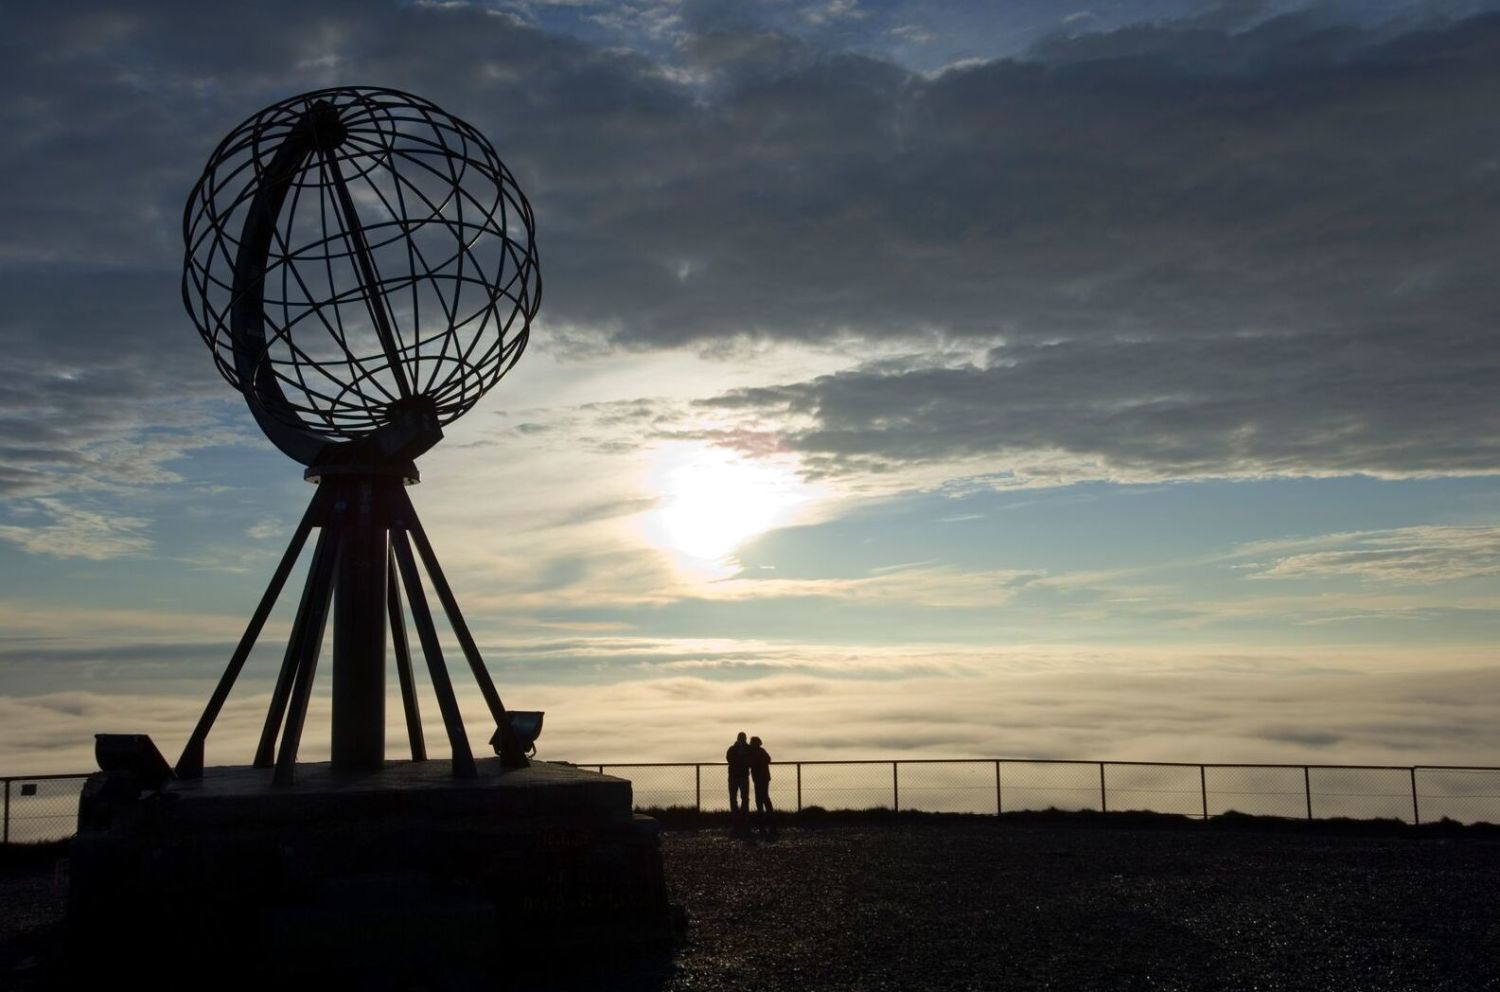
[[68, 759, 676, 986]]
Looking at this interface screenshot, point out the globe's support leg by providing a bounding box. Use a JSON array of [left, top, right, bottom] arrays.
[[167, 471, 521, 782], [391, 527, 477, 778], [254, 502, 344, 768], [388, 550, 427, 761], [330, 478, 388, 771], [396, 487, 528, 769], [175, 488, 327, 778], [272, 525, 343, 786]]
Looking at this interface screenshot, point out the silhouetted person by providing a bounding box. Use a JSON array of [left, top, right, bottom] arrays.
[[748, 735, 773, 830], [726, 731, 750, 820]]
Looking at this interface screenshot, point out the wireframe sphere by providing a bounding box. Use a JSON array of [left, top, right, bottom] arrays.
[[182, 86, 540, 465]]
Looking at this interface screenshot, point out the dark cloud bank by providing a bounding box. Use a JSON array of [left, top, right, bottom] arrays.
[[3, 1, 1499, 499]]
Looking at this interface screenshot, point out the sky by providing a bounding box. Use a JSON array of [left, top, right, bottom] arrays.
[[2, 0, 1499, 774]]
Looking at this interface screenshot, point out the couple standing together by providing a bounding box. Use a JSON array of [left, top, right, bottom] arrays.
[[725, 731, 772, 826]]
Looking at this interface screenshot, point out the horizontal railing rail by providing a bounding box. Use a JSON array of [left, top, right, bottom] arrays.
[[5, 759, 1498, 843], [582, 760, 1500, 827]]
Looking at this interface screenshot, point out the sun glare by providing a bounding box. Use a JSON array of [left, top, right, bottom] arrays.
[[644, 443, 810, 566]]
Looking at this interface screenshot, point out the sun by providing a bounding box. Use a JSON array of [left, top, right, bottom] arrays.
[[644, 443, 809, 565]]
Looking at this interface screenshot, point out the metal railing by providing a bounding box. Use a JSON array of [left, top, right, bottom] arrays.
[[588, 759, 1500, 826], [2, 773, 92, 845], [5, 759, 1498, 843]]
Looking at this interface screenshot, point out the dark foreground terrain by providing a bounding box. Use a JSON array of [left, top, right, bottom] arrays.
[[4, 813, 1499, 990]]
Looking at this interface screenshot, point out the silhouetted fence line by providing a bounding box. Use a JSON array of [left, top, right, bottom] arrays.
[[5, 760, 1499, 844], [587, 759, 1500, 827], [1, 773, 92, 845]]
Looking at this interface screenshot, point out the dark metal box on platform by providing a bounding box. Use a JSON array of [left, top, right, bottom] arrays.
[[68, 759, 676, 984]]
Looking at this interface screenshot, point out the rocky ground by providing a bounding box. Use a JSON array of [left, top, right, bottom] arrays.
[[5, 813, 1499, 990], [638, 813, 1500, 992]]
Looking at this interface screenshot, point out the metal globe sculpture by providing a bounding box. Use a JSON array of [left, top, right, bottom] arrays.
[[183, 86, 540, 468], [176, 88, 539, 783]]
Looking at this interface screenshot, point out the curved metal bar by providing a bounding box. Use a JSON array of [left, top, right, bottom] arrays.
[[226, 105, 334, 466], [318, 143, 412, 398]]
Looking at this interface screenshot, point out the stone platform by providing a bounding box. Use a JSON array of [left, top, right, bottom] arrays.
[[68, 759, 676, 987]]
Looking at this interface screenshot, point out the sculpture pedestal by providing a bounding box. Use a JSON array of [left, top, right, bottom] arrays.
[[68, 760, 676, 985]]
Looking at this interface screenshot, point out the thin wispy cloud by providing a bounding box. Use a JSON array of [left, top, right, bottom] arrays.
[[1241, 526, 1500, 584], [0, 499, 152, 560]]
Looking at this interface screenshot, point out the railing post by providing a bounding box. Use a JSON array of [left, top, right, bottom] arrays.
[[892, 761, 899, 813], [695, 764, 701, 812], [1200, 765, 1208, 820], [995, 760, 1002, 815], [3, 779, 9, 845], [1099, 762, 1107, 813], [796, 763, 802, 812], [1410, 767, 1420, 826], [598, 765, 604, 775], [1304, 766, 1313, 821]]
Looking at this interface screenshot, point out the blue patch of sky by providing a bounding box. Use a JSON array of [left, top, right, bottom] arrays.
[[735, 476, 1500, 581], [0, 440, 303, 615]]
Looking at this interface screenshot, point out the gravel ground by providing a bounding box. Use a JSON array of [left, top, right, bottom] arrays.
[[0, 845, 67, 990], [642, 817, 1500, 992], [5, 817, 1499, 990]]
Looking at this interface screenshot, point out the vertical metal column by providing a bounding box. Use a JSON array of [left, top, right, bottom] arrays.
[[331, 479, 388, 770], [893, 761, 899, 813], [1410, 767, 1421, 825], [796, 763, 802, 813], [1200, 765, 1209, 820], [996, 760, 1002, 815], [695, 765, 702, 811], [1100, 763, 1108, 813], [3, 780, 9, 844], [1304, 766, 1313, 820]]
